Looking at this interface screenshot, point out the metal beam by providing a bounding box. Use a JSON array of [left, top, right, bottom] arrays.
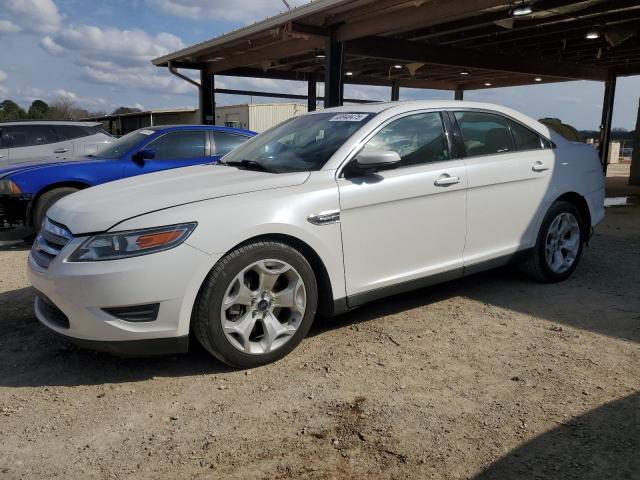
[[599, 74, 617, 172], [454, 87, 464, 100], [324, 29, 344, 107], [199, 72, 215, 125], [335, 0, 509, 42], [213, 88, 376, 104], [391, 80, 400, 101], [204, 37, 324, 74], [307, 79, 317, 111], [347, 36, 610, 81], [630, 98, 640, 185]]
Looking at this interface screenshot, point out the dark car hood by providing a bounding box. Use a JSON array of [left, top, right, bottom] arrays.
[[0, 157, 110, 179]]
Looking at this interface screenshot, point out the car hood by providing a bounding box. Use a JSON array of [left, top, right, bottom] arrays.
[[49, 164, 311, 234], [0, 156, 108, 178]]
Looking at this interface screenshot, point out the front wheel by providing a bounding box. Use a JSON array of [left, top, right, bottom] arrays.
[[33, 187, 79, 232], [520, 200, 584, 283], [192, 241, 318, 368]]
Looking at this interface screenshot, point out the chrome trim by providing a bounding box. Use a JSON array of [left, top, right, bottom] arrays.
[[307, 210, 340, 226], [42, 217, 73, 240]]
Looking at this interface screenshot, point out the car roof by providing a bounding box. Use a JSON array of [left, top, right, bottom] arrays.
[[0, 121, 102, 127], [309, 100, 527, 116], [145, 124, 255, 135]]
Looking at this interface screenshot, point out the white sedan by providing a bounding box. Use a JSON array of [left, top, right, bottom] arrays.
[[27, 101, 605, 368]]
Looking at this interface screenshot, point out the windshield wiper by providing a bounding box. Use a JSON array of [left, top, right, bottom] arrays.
[[224, 160, 273, 173]]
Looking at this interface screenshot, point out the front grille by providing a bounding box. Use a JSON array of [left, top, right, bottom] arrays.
[[35, 294, 70, 329], [31, 218, 73, 269]]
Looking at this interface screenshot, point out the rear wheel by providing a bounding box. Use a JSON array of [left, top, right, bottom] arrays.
[[193, 241, 318, 368], [33, 187, 79, 231], [520, 200, 584, 283]]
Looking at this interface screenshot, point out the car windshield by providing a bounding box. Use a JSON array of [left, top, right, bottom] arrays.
[[95, 130, 151, 159], [221, 112, 376, 173]]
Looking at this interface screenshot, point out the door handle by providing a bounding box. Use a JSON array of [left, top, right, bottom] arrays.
[[54, 148, 70, 154], [532, 162, 549, 172], [434, 175, 461, 186]]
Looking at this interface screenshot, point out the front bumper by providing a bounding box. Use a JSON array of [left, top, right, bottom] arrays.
[[0, 195, 33, 241], [27, 238, 220, 353]]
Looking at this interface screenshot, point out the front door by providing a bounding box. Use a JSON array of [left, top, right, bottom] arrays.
[[337, 111, 467, 303], [452, 110, 555, 267], [124, 130, 208, 178]]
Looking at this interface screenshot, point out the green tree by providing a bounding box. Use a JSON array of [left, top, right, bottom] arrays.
[[0, 99, 27, 121], [111, 106, 142, 115], [27, 99, 49, 119]]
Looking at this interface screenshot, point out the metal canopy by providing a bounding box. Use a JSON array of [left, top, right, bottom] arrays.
[[153, 0, 640, 90], [152, 0, 640, 169]]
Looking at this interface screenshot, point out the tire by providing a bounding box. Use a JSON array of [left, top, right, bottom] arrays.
[[192, 240, 318, 368], [520, 200, 585, 283], [33, 187, 79, 232]]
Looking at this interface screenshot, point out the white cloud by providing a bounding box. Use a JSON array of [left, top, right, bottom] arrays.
[[43, 25, 185, 67], [40, 35, 64, 55], [149, 0, 309, 24], [0, 0, 62, 34], [0, 19, 20, 34], [53, 88, 77, 101], [80, 64, 196, 96], [0, 69, 7, 82]]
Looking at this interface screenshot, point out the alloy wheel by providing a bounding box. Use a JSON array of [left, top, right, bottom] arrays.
[[544, 212, 580, 274], [220, 259, 307, 354]]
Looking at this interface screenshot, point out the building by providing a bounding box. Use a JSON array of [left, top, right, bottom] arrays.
[[215, 103, 307, 132], [84, 108, 199, 136]]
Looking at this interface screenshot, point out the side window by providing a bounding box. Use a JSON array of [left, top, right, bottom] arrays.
[[147, 131, 206, 160], [53, 125, 92, 140], [508, 120, 544, 151], [5, 125, 59, 148], [212, 132, 249, 156], [0, 129, 9, 149], [453, 111, 514, 157], [362, 112, 449, 168]]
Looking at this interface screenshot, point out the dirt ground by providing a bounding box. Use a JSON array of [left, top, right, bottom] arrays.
[[0, 205, 638, 480]]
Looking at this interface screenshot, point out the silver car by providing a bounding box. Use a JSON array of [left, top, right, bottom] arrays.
[[0, 121, 113, 166]]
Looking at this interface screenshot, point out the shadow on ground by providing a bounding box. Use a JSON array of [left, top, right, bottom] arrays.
[[473, 392, 639, 480]]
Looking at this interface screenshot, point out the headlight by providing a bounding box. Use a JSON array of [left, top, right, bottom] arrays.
[[68, 222, 197, 262], [0, 179, 21, 195]]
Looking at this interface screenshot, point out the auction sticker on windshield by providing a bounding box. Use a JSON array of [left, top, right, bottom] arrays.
[[329, 113, 369, 122], [139, 130, 155, 135]]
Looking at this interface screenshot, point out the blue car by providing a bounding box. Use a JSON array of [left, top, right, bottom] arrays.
[[0, 125, 255, 240]]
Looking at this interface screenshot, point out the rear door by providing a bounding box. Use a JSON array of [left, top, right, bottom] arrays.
[[124, 130, 208, 177], [5, 125, 73, 163], [451, 110, 556, 268], [211, 131, 251, 161]]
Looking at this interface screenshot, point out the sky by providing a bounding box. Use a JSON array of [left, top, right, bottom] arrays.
[[0, 0, 638, 130]]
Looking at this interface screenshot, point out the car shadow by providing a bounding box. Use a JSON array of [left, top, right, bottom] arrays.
[[472, 392, 639, 479]]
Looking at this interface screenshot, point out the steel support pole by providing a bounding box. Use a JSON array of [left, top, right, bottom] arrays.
[[199, 71, 215, 125], [454, 87, 464, 100], [630, 98, 640, 185], [324, 30, 344, 108], [599, 74, 616, 173], [391, 80, 400, 101], [307, 79, 317, 111]]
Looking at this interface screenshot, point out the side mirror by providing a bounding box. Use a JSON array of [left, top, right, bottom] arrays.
[[133, 148, 156, 163], [345, 150, 401, 177]]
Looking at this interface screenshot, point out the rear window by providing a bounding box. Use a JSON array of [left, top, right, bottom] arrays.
[[53, 124, 108, 140]]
